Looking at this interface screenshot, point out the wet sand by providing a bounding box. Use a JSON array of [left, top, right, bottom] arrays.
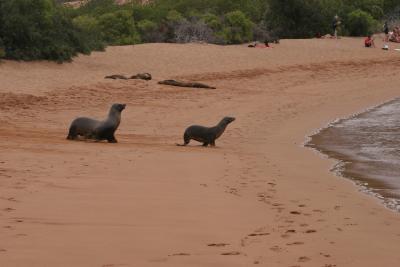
[[1, 38, 400, 266], [307, 98, 400, 211]]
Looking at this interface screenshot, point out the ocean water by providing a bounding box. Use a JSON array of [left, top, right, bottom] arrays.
[[306, 98, 400, 211]]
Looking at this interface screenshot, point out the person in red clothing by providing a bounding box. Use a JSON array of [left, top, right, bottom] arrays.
[[364, 35, 375, 48]]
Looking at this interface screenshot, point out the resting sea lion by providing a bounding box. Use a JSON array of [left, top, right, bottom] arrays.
[[105, 74, 128, 80], [158, 80, 216, 89], [67, 103, 126, 143], [130, 73, 152, 80], [177, 117, 235, 147]]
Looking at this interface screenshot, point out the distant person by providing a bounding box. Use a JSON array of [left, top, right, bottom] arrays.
[[390, 26, 400, 43], [364, 35, 375, 48], [332, 15, 341, 39], [383, 21, 389, 42]]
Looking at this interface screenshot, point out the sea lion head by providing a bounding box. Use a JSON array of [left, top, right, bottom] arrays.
[[223, 116, 236, 124], [112, 103, 126, 113]]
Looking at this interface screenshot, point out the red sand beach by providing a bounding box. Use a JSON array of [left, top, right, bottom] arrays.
[[0, 38, 400, 266]]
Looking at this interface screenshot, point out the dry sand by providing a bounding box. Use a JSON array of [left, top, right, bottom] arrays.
[[0, 38, 400, 267]]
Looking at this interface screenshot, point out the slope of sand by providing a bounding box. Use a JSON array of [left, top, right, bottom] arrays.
[[0, 38, 400, 267]]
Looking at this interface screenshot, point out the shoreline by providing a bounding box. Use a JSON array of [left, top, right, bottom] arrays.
[[1, 38, 400, 266], [304, 97, 400, 212], [304, 96, 400, 212]]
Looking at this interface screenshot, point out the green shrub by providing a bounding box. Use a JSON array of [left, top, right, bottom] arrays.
[[0, 0, 103, 62], [137, 19, 158, 33], [137, 19, 162, 42], [166, 10, 184, 23], [223, 10, 253, 44], [201, 13, 223, 31], [73, 15, 105, 52], [0, 38, 4, 58], [98, 10, 140, 45], [346, 9, 378, 36]]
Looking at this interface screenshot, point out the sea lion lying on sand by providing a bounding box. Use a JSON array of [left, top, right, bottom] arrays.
[[177, 117, 235, 147], [158, 80, 216, 89], [105, 74, 128, 80], [130, 73, 152, 80], [67, 103, 126, 143]]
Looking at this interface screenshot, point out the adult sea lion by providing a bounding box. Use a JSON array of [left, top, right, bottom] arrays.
[[67, 103, 126, 143], [158, 80, 216, 89], [130, 73, 152, 80], [177, 117, 235, 147], [105, 74, 128, 80]]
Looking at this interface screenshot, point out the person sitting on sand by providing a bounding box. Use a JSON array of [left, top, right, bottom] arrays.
[[364, 35, 375, 48], [390, 26, 400, 43]]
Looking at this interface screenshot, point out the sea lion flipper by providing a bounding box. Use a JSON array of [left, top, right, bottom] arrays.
[[176, 143, 186, 146]]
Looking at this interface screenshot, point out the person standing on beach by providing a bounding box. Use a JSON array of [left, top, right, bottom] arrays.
[[383, 21, 389, 42], [332, 15, 341, 39]]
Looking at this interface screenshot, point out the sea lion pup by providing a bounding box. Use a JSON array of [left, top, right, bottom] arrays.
[[177, 117, 235, 147], [130, 73, 152, 80], [67, 103, 126, 143], [105, 74, 128, 80]]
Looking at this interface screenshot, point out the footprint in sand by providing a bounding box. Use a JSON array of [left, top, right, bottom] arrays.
[[221, 251, 241, 256], [270, 246, 283, 252], [290, 211, 301, 215], [287, 241, 304, 246], [319, 252, 331, 258], [298, 256, 311, 262], [168, 253, 190, 256], [3, 207, 15, 212], [207, 243, 229, 247], [248, 232, 270, 237], [305, 229, 317, 233], [0, 249, 7, 252], [312, 209, 324, 213]]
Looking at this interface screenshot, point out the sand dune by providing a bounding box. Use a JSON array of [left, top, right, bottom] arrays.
[[0, 38, 400, 266]]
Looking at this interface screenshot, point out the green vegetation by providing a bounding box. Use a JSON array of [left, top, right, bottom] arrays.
[[0, 0, 104, 62], [346, 9, 379, 36], [0, 0, 399, 62]]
